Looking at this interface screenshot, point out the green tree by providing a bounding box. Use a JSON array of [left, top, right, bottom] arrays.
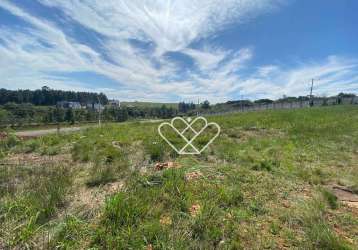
[[53, 107, 64, 123], [0, 109, 9, 125], [202, 100, 210, 109], [65, 108, 75, 124]]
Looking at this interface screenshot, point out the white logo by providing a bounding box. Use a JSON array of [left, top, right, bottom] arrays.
[[158, 116, 220, 155]]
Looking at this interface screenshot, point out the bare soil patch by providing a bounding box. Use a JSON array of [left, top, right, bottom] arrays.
[[328, 184, 358, 210], [4, 153, 72, 166]]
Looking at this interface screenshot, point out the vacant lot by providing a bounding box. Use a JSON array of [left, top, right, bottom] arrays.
[[1, 106, 358, 249]]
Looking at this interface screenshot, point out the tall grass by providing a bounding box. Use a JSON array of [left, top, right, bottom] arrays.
[[1, 105, 358, 248], [0, 165, 73, 248]]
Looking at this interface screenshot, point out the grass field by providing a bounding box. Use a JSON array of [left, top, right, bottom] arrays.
[[1, 105, 358, 249], [121, 101, 178, 109]]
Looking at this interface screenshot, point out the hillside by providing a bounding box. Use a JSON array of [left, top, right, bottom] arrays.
[[1, 106, 358, 249]]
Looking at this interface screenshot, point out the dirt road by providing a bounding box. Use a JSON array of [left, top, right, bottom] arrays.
[[15, 127, 84, 138], [13, 119, 164, 138]]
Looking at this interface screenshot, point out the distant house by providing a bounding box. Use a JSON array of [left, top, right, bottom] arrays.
[[341, 96, 357, 105], [57, 101, 82, 109], [353, 96, 358, 104], [86, 103, 104, 111], [326, 97, 338, 105], [108, 100, 120, 107]]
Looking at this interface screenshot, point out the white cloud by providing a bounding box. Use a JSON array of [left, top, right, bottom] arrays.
[[38, 0, 282, 53], [237, 56, 358, 100], [0, 0, 357, 103]]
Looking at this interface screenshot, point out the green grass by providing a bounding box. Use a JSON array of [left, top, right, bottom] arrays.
[[121, 101, 178, 109], [1, 105, 358, 249], [0, 165, 73, 248]]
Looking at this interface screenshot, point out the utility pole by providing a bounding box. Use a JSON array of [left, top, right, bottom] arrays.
[[56, 105, 60, 133], [310, 79, 314, 98], [97, 96, 102, 127], [197, 98, 199, 117], [309, 78, 317, 107]]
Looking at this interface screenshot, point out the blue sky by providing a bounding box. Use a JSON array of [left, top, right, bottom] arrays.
[[0, 0, 357, 103]]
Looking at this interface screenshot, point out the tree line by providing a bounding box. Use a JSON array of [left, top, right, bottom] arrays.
[[0, 103, 179, 127], [0, 86, 214, 127], [0, 86, 108, 106]]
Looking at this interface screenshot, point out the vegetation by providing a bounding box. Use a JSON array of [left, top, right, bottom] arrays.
[[0, 86, 108, 106], [121, 101, 178, 109], [1, 87, 356, 129], [1, 105, 358, 249], [0, 103, 179, 128]]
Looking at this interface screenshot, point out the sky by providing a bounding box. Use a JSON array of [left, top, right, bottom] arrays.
[[0, 0, 357, 103]]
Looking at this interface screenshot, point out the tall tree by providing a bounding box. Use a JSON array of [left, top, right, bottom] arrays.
[[65, 108, 75, 124]]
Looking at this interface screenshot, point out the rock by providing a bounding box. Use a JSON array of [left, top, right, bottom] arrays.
[[185, 171, 203, 181], [155, 161, 180, 171], [0, 131, 7, 139]]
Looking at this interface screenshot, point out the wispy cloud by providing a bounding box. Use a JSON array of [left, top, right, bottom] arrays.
[[238, 56, 358, 99], [38, 0, 282, 53], [0, 0, 357, 102]]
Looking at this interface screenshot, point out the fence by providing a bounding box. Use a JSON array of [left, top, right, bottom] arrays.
[[203, 96, 358, 116]]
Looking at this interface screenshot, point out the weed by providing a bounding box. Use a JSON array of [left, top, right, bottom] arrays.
[[51, 216, 91, 249], [1, 165, 73, 248], [287, 197, 351, 249], [144, 138, 166, 161], [20, 139, 40, 153], [2, 106, 358, 248], [322, 188, 338, 209], [86, 164, 117, 187], [252, 158, 279, 172], [40, 145, 61, 155], [190, 203, 223, 246], [269, 221, 281, 235]]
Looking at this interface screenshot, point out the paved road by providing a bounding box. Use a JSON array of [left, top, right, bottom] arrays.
[[15, 127, 84, 137]]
